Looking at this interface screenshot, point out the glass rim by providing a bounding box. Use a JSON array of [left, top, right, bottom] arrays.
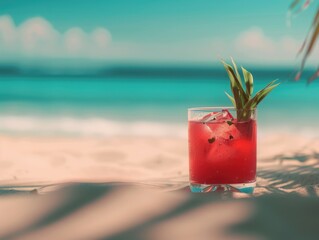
[[188, 106, 257, 111]]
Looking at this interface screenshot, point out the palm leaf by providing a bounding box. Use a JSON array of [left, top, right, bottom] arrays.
[[288, 0, 312, 17], [289, 1, 319, 81], [308, 67, 319, 84], [289, 0, 302, 10], [297, 17, 319, 80], [300, 19, 319, 71], [297, 7, 319, 57]]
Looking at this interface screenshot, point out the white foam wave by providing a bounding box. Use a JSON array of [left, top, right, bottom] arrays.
[[1, 115, 318, 139], [0, 115, 187, 138]]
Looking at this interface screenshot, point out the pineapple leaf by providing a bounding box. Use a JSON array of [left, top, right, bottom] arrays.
[[244, 80, 279, 109], [221, 61, 242, 109], [221, 60, 248, 106], [225, 91, 236, 107], [253, 83, 280, 106], [241, 67, 254, 97], [222, 58, 280, 121], [231, 57, 242, 87]]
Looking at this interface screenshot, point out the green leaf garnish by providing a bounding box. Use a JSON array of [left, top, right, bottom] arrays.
[[242, 67, 254, 97], [222, 58, 280, 121], [231, 57, 242, 86], [221, 60, 248, 110], [225, 91, 235, 107], [244, 80, 279, 110], [208, 137, 215, 143]]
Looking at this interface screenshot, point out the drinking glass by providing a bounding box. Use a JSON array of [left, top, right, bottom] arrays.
[[188, 107, 257, 193]]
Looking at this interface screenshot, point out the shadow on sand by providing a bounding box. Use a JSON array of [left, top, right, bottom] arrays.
[[0, 151, 318, 239], [257, 150, 319, 196]]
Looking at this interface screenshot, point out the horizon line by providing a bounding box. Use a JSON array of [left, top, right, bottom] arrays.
[[0, 63, 309, 79]]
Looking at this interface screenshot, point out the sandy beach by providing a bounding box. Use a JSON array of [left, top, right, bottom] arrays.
[[0, 131, 318, 239], [0, 135, 189, 185], [1, 131, 318, 194]]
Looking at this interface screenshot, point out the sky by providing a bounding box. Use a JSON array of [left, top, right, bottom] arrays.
[[0, 0, 317, 67]]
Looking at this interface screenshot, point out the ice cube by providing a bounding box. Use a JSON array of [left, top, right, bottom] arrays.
[[201, 109, 233, 123], [199, 110, 237, 142], [200, 112, 223, 123], [220, 109, 234, 120]]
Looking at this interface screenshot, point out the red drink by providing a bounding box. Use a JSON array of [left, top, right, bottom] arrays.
[[188, 108, 257, 192]]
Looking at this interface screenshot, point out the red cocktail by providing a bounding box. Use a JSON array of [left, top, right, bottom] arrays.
[[188, 107, 257, 193]]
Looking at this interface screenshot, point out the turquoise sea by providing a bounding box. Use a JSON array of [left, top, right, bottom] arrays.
[[0, 71, 318, 137]]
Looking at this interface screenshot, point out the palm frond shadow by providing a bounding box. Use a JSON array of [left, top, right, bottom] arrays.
[[229, 194, 319, 240], [275, 151, 319, 164], [231, 140, 319, 239], [257, 151, 319, 196]]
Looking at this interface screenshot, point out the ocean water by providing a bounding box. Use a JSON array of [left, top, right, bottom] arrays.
[[0, 75, 318, 137]]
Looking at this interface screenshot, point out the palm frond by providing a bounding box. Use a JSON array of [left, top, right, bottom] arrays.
[[289, 1, 319, 82], [308, 67, 319, 84]]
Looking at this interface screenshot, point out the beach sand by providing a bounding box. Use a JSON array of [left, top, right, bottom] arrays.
[[0, 133, 318, 239], [1, 132, 318, 193], [0, 135, 189, 185]]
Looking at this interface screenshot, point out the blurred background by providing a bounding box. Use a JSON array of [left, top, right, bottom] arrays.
[[0, 0, 318, 138]]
